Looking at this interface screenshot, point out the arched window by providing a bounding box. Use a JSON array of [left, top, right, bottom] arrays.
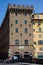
[[24, 20, 27, 24], [25, 39, 28, 45], [24, 28, 28, 33], [15, 28, 18, 33], [15, 20, 18, 24], [38, 28, 41, 32], [15, 39, 19, 45]]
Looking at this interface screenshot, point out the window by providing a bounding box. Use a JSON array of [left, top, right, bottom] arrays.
[[20, 33, 22, 36], [29, 33, 31, 36], [15, 39, 19, 45], [38, 40, 43, 44], [29, 24, 31, 27], [15, 28, 18, 33], [38, 28, 41, 32], [25, 40, 28, 45], [40, 48, 43, 50], [15, 20, 18, 24], [32, 15, 34, 18], [24, 28, 28, 33], [20, 24, 22, 27], [32, 22, 35, 25], [39, 34, 42, 37], [33, 29, 35, 32], [34, 48, 36, 50], [15, 13, 17, 16], [37, 52, 43, 54], [24, 13, 26, 16], [34, 42, 36, 44], [24, 20, 27, 24], [11, 33, 13, 35], [38, 20, 41, 25], [11, 24, 13, 27]]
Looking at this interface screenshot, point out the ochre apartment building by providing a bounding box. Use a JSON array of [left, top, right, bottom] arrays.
[[0, 4, 34, 58], [32, 14, 43, 59]]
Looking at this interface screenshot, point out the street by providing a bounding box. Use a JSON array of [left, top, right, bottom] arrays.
[[0, 63, 41, 65]]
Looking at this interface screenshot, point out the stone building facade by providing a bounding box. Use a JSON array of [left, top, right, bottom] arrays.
[[0, 4, 34, 58]]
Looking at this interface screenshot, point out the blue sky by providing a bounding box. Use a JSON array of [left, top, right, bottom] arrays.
[[0, 0, 43, 25]]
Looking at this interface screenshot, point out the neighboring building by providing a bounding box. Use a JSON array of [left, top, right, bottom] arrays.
[[0, 27, 1, 49], [0, 27, 1, 41], [32, 14, 43, 59], [0, 27, 3, 59], [0, 4, 34, 58], [0, 10, 9, 59]]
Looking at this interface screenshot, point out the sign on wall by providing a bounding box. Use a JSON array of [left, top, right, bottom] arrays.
[[19, 46, 24, 49]]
